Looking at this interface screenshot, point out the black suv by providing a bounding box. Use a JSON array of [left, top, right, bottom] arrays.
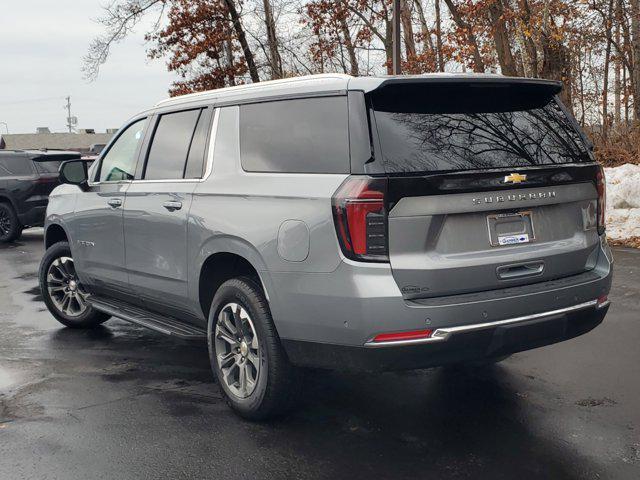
[[0, 150, 81, 242]]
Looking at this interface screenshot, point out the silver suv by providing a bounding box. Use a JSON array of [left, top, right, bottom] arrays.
[[39, 74, 613, 419]]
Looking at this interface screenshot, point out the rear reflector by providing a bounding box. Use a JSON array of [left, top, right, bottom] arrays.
[[372, 329, 433, 343], [35, 175, 58, 184], [596, 295, 609, 308]]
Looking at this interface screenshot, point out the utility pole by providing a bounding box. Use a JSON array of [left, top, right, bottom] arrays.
[[65, 96, 73, 133], [392, 0, 402, 74]]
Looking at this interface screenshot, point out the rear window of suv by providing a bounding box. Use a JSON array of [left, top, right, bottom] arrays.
[[370, 83, 591, 174], [239, 96, 349, 174], [0, 156, 34, 176]]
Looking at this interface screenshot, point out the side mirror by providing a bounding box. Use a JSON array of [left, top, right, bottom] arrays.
[[59, 160, 89, 191]]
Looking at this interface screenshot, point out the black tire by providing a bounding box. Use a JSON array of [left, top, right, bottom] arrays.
[[39, 241, 110, 328], [0, 203, 22, 243], [207, 276, 300, 420]]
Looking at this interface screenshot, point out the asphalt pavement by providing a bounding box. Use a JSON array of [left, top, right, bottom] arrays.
[[1, 229, 639, 479]]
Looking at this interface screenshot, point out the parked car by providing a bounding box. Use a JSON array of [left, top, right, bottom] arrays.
[[0, 150, 81, 242], [39, 74, 613, 419], [88, 143, 107, 156], [81, 143, 107, 163]]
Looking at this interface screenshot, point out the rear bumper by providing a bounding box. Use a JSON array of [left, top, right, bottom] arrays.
[[282, 301, 609, 371], [268, 235, 613, 350], [363, 298, 607, 347]]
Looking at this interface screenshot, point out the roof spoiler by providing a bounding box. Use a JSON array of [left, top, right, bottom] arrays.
[[365, 77, 564, 114], [30, 152, 82, 162], [372, 76, 562, 94]]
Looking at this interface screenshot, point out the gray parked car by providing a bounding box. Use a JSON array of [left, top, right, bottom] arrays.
[[39, 74, 613, 419]]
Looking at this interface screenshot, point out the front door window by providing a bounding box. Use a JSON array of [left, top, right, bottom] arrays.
[[98, 118, 147, 182]]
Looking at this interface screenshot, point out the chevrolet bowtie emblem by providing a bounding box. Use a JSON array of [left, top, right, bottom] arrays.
[[503, 173, 527, 184]]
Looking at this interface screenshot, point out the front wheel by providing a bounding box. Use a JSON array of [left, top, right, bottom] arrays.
[[39, 241, 110, 328], [208, 277, 300, 420]]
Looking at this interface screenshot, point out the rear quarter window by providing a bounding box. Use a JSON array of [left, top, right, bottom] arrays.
[[33, 160, 62, 174], [0, 156, 34, 176], [239, 96, 349, 174]]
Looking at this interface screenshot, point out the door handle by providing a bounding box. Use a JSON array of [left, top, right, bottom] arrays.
[[497, 261, 544, 280], [163, 200, 183, 211], [107, 198, 122, 208]]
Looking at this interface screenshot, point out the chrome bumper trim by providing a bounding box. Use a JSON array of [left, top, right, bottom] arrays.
[[364, 299, 601, 348]]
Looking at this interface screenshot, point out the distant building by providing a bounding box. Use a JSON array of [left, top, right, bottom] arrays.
[[1, 129, 116, 154]]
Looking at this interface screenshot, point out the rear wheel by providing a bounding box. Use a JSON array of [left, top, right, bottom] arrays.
[[0, 203, 22, 243], [208, 277, 300, 420], [39, 241, 110, 328]]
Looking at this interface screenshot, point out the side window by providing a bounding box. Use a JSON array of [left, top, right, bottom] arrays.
[[239, 96, 350, 174], [212, 107, 239, 172], [98, 118, 147, 182], [33, 160, 63, 174], [0, 156, 34, 176], [144, 109, 202, 180], [183, 108, 213, 179]]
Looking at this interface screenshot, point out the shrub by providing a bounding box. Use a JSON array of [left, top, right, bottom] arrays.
[[588, 123, 640, 167]]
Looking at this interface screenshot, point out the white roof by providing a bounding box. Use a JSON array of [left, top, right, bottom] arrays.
[[154, 74, 353, 109]]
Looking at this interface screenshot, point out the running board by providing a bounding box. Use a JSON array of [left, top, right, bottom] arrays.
[[88, 296, 207, 340]]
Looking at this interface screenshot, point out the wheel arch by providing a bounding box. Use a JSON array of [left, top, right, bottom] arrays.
[[0, 194, 17, 209], [195, 236, 275, 321], [44, 222, 70, 249]]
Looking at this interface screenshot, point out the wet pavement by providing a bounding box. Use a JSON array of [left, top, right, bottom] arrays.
[[0, 229, 639, 479]]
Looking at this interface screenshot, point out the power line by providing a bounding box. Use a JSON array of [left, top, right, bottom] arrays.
[[0, 96, 67, 106]]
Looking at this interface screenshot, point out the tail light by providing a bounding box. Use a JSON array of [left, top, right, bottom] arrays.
[[596, 166, 606, 235], [332, 176, 389, 262], [35, 175, 58, 184]]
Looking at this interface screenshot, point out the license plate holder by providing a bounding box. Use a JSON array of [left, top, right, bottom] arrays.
[[487, 211, 535, 247]]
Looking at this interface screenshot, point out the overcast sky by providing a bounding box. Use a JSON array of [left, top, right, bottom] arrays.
[[0, 0, 177, 134]]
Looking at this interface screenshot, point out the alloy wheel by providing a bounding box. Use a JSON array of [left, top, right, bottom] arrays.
[[214, 303, 261, 398], [46, 256, 89, 317], [0, 209, 11, 239]]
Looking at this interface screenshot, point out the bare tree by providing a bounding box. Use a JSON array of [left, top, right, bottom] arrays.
[[400, 0, 416, 59], [84, 0, 260, 83], [488, 0, 518, 76], [414, 0, 435, 60], [516, 0, 539, 77], [221, 0, 260, 82], [631, 0, 640, 118], [443, 0, 485, 72], [435, 0, 445, 71], [262, 0, 283, 78], [602, 0, 615, 137], [83, 0, 165, 80]]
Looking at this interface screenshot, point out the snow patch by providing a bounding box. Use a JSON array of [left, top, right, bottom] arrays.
[[604, 164, 640, 241]]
